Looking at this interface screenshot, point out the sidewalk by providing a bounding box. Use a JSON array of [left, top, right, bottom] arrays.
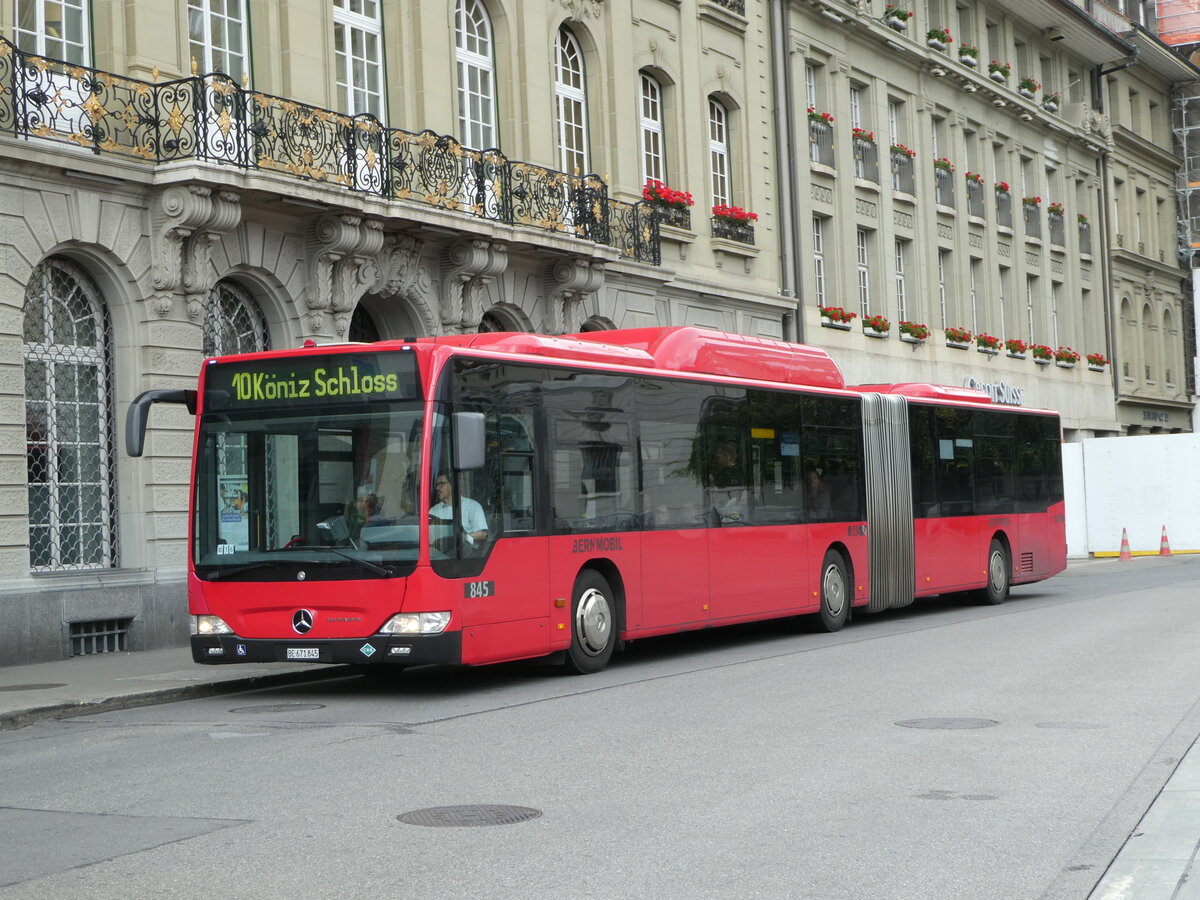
[[1, 639, 1198, 898], [0, 646, 346, 732]]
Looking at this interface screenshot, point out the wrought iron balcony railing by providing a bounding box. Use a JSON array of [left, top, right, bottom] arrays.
[[891, 152, 915, 195], [853, 138, 879, 183], [1024, 203, 1042, 239], [1079, 221, 1093, 254], [934, 167, 955, 208], [966, 179, 986, 219], [712, 216, 755, 245], [0, 37, 659, 265], [1048, 211, 1066, 246], [809, 120, 835, 168]]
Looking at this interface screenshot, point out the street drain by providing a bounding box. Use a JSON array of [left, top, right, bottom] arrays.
[[896, 717, 999, 730], [228, 703, 326, 714], [0, 683, 67, 692], [397, 805, 542, 828]]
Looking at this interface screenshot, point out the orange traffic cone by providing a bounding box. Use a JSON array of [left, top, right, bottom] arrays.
[[1119, 528, 1133, 561], [1160, 526, 1172, 557]]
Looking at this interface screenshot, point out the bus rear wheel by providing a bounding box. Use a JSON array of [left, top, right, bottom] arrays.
[[976, 539, 1010, 605], [818, 550, 850, 632], [564, 570, 616, 675]]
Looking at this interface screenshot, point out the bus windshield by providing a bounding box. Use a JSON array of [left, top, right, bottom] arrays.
[[194, 351, 424, 581]]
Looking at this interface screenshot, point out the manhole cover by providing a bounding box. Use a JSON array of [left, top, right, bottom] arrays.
[[397, 805, 542, 828], [1035, 722, 1106, 730], [0, 683, 66, 692], [896, 717, 999, 730], [228, 703, 326, 714]]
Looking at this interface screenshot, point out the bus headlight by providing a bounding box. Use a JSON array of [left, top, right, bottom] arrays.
[[379, 612, 451, 635], [192, 615, 234, 636]]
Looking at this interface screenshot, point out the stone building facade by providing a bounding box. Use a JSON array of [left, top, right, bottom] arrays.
[[0, 0, 1193, 663]]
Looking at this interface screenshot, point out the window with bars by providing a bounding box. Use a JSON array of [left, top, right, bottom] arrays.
[[709, 99, 730, 207], [14, 0, 90, 64], [203, 281, 269, 357], [23, 258, 117, 573], [334, 0, 383, 118], [555, 27, 589, 175], [640, 73, 665, 185], [188, 0, 248, 80], [456, 0, 497, 150]]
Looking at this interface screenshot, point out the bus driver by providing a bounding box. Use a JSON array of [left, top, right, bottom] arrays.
[[429, 475, 489, 551]]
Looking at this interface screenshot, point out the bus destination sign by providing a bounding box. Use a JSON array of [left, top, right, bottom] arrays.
[[204, 351, 420, 410]]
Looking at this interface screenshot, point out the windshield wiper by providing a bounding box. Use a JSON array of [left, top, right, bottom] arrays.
[[203, 561, 281, 580], [325, 546, 397, 577]]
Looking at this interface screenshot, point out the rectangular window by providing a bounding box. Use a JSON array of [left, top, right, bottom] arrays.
[[937, 249, 949, 327], [998, 266, 1010, 336], [856, 229, 871, 318], [813, 215, 827, 308], [640, 74, 665, 184], [334, 0, 383, 119], [895, 239, 908, 322], [1026, 275, 1037, 343], [14, 0, 90, 64], [188, 0, 248, 82], [1051, 282, 1061, 349], [969, 258, 980, 333]]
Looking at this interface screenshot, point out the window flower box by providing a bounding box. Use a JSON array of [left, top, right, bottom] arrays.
[[820, 306, 857, 330], [1031, 344, 1053, 365], [862, 314, 890, 337], [1004, 338, 1027, 359], [1086, 352, 1109, 370], [1047, 201, 1064, 217], [975, 332, 1000, 354], [852, 127, 875, 144], [959, 44, 979, 66], [891, 143, 916, 159], [988, 60, 1011, 83], [1017, 77, 1040, 99], [1054, 346, 1080, 368], [899, 321, 930, 343], [807, 108, 835, 126], [884, 5, 913, 30], [1044, 91, 1061, 113], [926, 27, 951, 50], [944, 326, 973, 348]]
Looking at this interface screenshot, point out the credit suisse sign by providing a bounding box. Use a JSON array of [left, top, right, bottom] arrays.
[[963, 376, 1025, 406]]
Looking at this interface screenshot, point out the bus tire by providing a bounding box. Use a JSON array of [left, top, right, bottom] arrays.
[[563, 570, 616, 675], [818, 549, 850, 632], [977, 539, 1010, 605]]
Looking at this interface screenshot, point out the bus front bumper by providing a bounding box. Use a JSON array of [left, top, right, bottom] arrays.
[[191, 630, 462, 666]]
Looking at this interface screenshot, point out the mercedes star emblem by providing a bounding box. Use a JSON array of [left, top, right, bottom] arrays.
[[292, 609, 314, 634]]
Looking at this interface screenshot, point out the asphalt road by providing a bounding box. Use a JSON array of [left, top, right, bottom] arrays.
[[3, 556, 1200, 899]]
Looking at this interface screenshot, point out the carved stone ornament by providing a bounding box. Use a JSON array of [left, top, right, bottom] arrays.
[[305, 214, 385, 324], [149, 185, 241, 319], [440, 239, 508, 333], [545, 257, 605, 334], [560, 0, 603, 19]]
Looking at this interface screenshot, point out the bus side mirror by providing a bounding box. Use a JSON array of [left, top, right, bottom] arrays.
[[452, 412, 486, 470], [125, 389, 197, 457]]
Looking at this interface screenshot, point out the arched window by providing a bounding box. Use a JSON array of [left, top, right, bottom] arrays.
[[708, 98, 730, 207], [23, 258, 116, 572], [554, 27, 589, 175], [349, 305, 382, 342], [456, 0, 497, 150], [203, 280, 269, 357], [640, 72, 665, 184]]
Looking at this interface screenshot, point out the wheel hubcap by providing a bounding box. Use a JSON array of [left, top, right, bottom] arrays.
[[822, 564, 845, 617], [575, 587, 611, 656], [989, 550, 1006, 593]]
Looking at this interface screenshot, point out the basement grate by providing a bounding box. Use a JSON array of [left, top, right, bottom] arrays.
[[397, 805, 542, 828], [896, 717, 999, 730], [70, 618, 131, 656]]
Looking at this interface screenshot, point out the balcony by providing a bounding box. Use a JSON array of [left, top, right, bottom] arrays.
[[809, 119, 835, 169], [934, 167, 955, 209], [853, 138, 879, 184], [0, 36, 659, 265], [891, 151, 915, 195], [996, 190, 1014, 229]]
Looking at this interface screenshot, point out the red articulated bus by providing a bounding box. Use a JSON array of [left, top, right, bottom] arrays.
[[126, 326, 1066, 674]]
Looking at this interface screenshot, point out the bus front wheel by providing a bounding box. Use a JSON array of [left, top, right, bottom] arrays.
[[818, 550, 850, 632], [564, 570, 616, 675], [977, 539, 1010, 605]]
